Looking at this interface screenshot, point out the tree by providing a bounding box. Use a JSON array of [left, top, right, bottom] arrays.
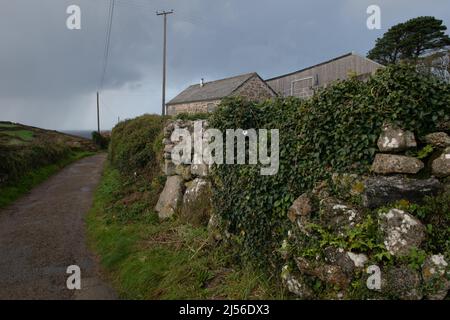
[[368, 16, 450, 65]]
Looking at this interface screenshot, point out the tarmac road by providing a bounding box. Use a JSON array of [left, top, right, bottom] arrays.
[[0, 154, 116, 300]]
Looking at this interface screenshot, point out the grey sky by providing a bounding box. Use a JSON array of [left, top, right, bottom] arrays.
[[1, 0, 449, 130]]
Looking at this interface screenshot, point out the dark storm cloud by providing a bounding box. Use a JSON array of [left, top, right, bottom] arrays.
[[0, 0, 150, 98], [0, 0, 449, 130]]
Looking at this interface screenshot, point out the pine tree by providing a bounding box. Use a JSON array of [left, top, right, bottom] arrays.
[[368, 16, 450, 65]]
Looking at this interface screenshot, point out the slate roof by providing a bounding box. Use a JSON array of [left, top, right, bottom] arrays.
[[167, 72, 258, 105]]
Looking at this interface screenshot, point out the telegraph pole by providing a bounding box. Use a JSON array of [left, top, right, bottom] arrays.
[[97, 91, 100, 133], [156, 10, 174, 116]]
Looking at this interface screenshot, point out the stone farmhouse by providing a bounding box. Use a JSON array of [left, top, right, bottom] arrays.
[[166, 72, 277, 115], [266, 52, 383, 99]]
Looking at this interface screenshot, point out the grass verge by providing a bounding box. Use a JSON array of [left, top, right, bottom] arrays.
[[0, 151, 96, 209], [87, 163, 286, 300]]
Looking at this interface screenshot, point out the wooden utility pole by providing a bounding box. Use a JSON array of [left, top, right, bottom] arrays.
[[97, 91, 100, 133], [156, 10, 174, 116]]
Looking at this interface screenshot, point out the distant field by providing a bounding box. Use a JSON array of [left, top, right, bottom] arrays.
[[4, 130, 34, 140], [0, 124, 32, 146], [2, 130, 34, 145], [0, 122, 95, 149]]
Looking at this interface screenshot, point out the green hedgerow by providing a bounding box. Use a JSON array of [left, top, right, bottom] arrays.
[[109, 114, 169, 176]]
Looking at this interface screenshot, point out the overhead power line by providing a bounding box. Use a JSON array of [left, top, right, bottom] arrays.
[[96, 0, 115, 135], [100, 0, 116, 91]]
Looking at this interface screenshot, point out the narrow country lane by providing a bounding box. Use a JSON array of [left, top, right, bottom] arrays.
[[0, 154, 116, 300]]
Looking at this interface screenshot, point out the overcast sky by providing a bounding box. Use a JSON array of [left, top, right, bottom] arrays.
[[0, 0, 449, 130]]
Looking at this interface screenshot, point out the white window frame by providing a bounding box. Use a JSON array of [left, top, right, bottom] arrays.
[[290, 76, 314, 98]]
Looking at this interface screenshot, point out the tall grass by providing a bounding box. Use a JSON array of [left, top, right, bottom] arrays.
[[87, 165, 285, 299]]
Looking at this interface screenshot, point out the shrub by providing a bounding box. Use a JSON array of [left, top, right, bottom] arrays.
[[106, 114, 169, 223], [91, 131, 110, 149], [209, 64, 450, 271], [109, 114, 168, 176]]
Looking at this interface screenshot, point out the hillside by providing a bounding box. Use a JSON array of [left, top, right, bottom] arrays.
[[0, 121, 98, 208], [0, 122, 96, 151]]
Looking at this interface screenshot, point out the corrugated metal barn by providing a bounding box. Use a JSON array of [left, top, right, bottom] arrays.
[[266, 52, 383, 99]]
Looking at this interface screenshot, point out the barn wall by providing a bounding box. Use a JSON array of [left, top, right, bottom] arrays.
[[267, 54, 383, 98]]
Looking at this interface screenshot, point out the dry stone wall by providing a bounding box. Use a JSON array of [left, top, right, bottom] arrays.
[[166, 99, 221, 116], [152, 118, 450, 299], [282, 124, 450, 300], [155, 119, 214, 227]]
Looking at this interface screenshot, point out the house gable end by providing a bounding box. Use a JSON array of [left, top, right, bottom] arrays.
[[230, 74, 277, 101]]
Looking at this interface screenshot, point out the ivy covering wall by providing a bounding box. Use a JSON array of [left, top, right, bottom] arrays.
[[208, 64, 450, 271]]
